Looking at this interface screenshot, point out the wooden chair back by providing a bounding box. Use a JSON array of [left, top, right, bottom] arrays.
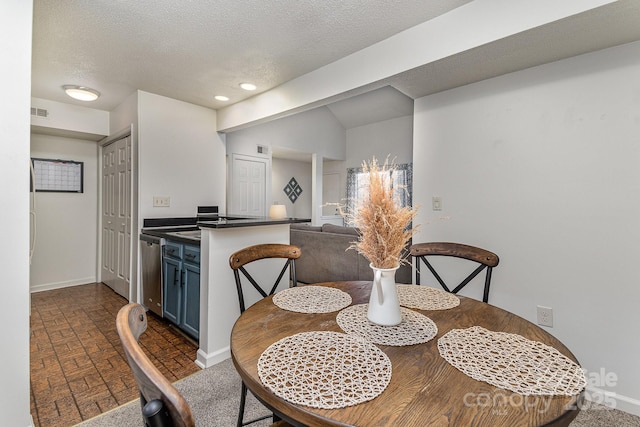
[[229, 244, 300, 426], [410, 242, 499, 303], [116, 303, 195, 427], [229, 244, 301, 313]]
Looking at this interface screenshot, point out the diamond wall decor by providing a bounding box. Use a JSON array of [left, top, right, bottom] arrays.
[[284, 177, 302, 203]]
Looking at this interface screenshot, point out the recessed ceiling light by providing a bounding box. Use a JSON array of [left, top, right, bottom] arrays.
[[214, 95, 230, 101], [62, 85, 100, 101], [239, 83, 257, 91]]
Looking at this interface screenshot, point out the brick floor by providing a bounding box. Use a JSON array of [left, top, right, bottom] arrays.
[[30, 283, 200, 427]]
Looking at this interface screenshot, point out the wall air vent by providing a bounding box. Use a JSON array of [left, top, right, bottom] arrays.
[[257, 144, 269, 154], [30, 107, 48, 118]]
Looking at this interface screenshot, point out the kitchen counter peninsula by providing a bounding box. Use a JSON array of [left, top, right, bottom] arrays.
[[198, 216, 310, 229], [196, 216, 310, 369]]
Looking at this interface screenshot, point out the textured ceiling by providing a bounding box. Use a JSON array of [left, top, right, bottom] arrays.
[[31, 0, 470, 112], [384, 0, 640, 101], [31, 0, 640, 134]]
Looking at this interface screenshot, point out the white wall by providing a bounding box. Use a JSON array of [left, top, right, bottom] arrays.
[[28, 90, 225, 305], [226, 106, 346, 161], [31, 97, 109, 137], [316, 115, 413, 217], [30, 135, 99, 291], [138, 91, 226, 219], [1, 1, 33, 425], [272, 158, 312, 219], [110, 90, 138, 135], [228, 110, 414, 223], [413, 40, 640, 414], [226, 105, 346, 222], [345, 115, 413, 168]]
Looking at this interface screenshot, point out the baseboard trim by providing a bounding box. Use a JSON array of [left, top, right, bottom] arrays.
[[30, 277, 97, 293], [195, 347, 230, 369], [585, 386, 640, 417]]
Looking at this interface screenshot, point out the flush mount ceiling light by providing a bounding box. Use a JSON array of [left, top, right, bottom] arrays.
[[239, 83, 257, 91], [214, 95, 230, 101], [62, 85, 100, 101]]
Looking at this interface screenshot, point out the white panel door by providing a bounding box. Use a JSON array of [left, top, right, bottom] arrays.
[[101, 136, 131, 298], [232, 156, 266, 217], [102, 142, 116, 289]]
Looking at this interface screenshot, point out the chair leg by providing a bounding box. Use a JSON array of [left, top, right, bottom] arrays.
[[238, 379, 278, 426], [237, 381, 248, 427]]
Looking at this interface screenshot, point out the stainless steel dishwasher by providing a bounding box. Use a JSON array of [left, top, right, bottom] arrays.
[[140, 233, 164, 316]]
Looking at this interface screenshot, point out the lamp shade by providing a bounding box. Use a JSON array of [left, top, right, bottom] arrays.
[[269, 204, 287, 219]]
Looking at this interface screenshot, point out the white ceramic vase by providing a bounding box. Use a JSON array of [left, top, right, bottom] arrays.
[[367, 263, 402, 326]]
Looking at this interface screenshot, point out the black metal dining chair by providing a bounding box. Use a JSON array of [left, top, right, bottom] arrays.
[[410, 242, 499, 303], [229, 243, 301, 427]]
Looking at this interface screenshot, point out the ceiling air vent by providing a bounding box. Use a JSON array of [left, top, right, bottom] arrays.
[[30, 107, 48, 118], [257, 145, 269, 154]]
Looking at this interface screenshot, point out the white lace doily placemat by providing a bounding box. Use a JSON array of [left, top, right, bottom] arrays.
[[397, 285, 460, 310], [257, 331, 392, 409], [272, 286, 352, 313], [336, 304, 438, 346], [438, 326, 586, 396]]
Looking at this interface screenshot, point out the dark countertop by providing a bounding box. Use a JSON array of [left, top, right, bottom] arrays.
[[140, 225, 201, 244], [198, 217, 310, 229], [141, 216, 311, 244]]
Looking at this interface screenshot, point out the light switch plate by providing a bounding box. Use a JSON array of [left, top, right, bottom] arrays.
[[432, 196, 442, 211]]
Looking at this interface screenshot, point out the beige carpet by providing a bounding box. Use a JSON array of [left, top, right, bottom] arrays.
[[75, 358, 273, 427], [77, 358, 640, 426]]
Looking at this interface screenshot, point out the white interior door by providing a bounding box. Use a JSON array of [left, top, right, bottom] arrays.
[[102, 142, 116, 289], [102, 136, 131, 298], [231, 155, 266, 217]]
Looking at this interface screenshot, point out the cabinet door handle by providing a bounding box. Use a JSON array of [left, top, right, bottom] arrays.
[[185, 253, 196, 259]]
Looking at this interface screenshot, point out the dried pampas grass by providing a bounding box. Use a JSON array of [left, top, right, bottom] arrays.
[[347, 157, 419, 269]]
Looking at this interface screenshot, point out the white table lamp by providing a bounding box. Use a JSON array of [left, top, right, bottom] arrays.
[[269, 204, 287, 219]]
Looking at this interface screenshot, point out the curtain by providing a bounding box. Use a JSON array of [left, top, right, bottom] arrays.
[[345, 163, 413, 226]]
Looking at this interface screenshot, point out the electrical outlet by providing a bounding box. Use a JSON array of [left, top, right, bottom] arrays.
[[153, 196, 170, 207], [537, 306, 553, 327]]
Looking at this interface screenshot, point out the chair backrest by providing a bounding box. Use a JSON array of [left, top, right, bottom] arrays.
[[116, 303, 195, 427], [410, 242, 499, 303], [229, 243, 301, 313]]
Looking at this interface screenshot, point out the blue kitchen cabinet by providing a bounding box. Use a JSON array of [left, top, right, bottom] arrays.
[[162, 240, 200, 339], [181, 244, 200, 339], [162, 255, 182, 326]]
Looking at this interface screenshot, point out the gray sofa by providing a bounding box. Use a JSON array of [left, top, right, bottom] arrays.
[[290, 223, 412, 284]]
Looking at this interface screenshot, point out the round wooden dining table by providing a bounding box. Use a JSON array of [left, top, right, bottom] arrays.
[[230, 281, 584, 427]]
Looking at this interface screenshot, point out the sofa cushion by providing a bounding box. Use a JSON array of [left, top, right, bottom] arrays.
[[321, 223, 359, 236], [291, 223, 322, 232], [290, 224, 412, 284], [291, 227, 359, 283]]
